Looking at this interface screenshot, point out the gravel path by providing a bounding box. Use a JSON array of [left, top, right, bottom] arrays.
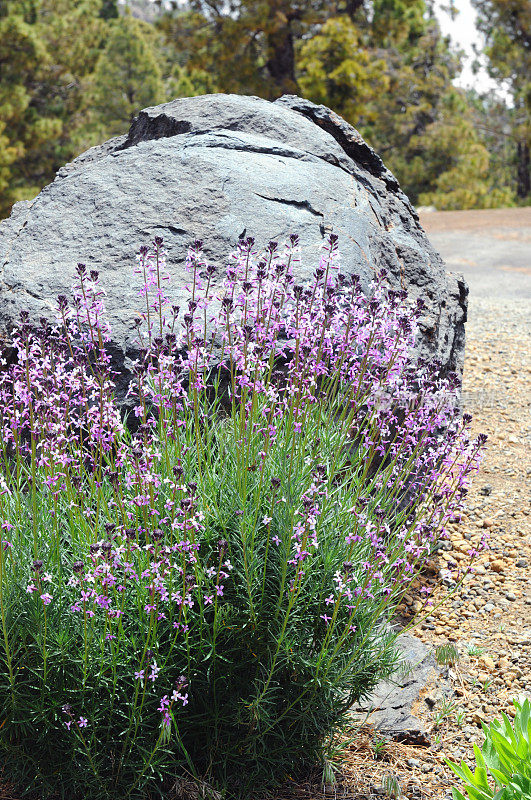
[[408, 294, 531, 799], [401, 211, 531, 799], [419, 207, 531, 302]]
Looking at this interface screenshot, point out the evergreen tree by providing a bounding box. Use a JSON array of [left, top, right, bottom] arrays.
[[159, 1, 502, 206], [0, 0, 110, 217], [88, 12, 164, 136], [164, 63, 217, 102], [364, 12, 468, 203], [0, 5, 63, 216], [298, 2, 475, 205], [1, 0, 521, 219], [0, 0, 207, 219], [468, 89, 517, 203], [298, 16, 388, 124], [157, 1, 338, 99], [471, 0, 530, 199], [39, 0, 107, 79], [413, 90, 514, 209]]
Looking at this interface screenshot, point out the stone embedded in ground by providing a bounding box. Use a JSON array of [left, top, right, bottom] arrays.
[[0, 93, 468, 403], [350, 632, 450, 745]]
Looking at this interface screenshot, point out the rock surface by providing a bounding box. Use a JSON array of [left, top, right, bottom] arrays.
[[0, 93, 467, 399], [350, 632, 445, 745]]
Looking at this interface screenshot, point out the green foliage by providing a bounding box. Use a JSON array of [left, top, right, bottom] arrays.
[[413, 90, 515, 210], [88, 13, 164, 136], [0, 6, 63, 215], [156, 0, 310, 98], [472, 0, 530, 199], [0, 0, 525, 218], [463, 89, 518, 206], [0, 419, 403, 798], [0, 0, 196, 219], [0, 0, 106, 216], [472, 0, 530, 106], [297, 4, 487, 206], [433, 698, 459, 728], [0, 235, 483, 798], [435, 642, 460, 667], [382, 772, 404, 798], [164, 64, 217, 102], [370, 0, 427, 48], [446, 698, 531, 800], [298, 16, 388, 125]]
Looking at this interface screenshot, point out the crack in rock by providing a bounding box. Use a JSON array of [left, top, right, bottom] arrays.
[[254, 193, 324, 218], [275, 95, 400, 193]]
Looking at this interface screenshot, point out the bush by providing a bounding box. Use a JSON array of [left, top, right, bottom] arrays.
[[446, 698, 531, 799], [0, 234, 485, 798]]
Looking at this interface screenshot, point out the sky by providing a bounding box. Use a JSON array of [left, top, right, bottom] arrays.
[[433, 0, 503, 96]]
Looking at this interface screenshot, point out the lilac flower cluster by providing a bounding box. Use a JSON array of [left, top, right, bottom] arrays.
[[0, 264, 123, 473], [0, 233, 486, 797], [126, 235, 484, 605]]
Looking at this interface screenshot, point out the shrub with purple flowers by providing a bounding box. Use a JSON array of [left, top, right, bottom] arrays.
[[0, 234, 486, 798]]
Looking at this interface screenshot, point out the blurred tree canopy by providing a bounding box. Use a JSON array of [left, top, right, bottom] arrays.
[[471, 0, 530, 198], [0, 0, 528, 220], [0, 0, 111, 215], [86, 12, 165, 138]]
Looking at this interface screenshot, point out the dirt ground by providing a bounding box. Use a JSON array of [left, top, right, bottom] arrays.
[[419, 206, 531, 232], [419, 207, 531, 302]]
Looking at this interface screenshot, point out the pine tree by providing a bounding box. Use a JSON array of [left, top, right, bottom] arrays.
[[158, 1, 501, 206], [1, 0, 520, 218], [298, 16, 389, 124], [298, 2, 473, 205], [88, 12, 165, 136], [413, 90, 514, 209], [468, 89, 517, 203], [0, 5, 63, 216], [157, 1, 337, 99], [363, 11, 464, 202], [0, 0, 207, 219], [471, 0, 530, 199], [0, 0, 111, 217]]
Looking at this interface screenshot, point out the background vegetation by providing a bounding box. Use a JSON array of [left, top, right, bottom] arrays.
[[0, 0, 529, 219]]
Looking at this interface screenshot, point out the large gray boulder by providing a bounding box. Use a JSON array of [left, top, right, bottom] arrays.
[[0, 93, 467, 401]]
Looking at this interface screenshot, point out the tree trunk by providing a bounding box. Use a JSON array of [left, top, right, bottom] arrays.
[[516, 140, 530, 199], [265, 3, 299, 98], [343, 0, 365, 20]]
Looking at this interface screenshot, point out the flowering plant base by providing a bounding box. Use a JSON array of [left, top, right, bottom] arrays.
[[0, 235, 485, 799]]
